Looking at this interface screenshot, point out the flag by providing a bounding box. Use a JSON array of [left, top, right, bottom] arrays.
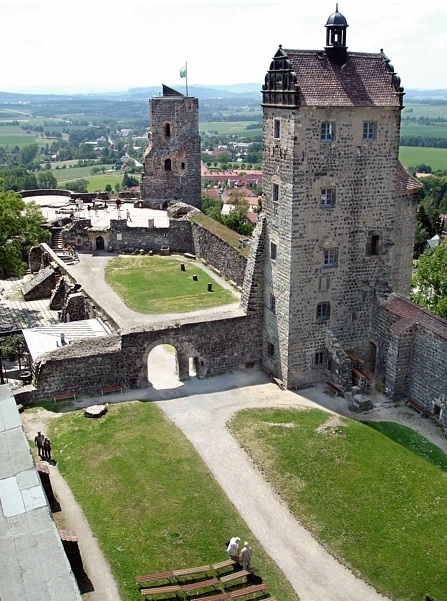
[[179, 63, 187, 78]]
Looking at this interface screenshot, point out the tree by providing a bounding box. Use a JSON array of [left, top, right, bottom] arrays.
[[67, 179, 89, 193], [105, 184, 113, 193], [0, 190, 50, 277], [37, 171, 57, 189], [411, 242, 447, 318], [20, 143, 39, 167]]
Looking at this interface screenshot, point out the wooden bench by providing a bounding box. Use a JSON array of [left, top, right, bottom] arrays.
[[326, 381, 343, 396], [140, 584, 182, 597], [192, 594, 227, 601], [220, 570, 250, 586], [212, 559, 237, 573], [53, 391, 77, 402], [228, 584, 267, 598], [405, 398, 430, 417], [101, 384, 123, 396], [173, 564, 211, 580], [272, 376, 285, 390], [181, 577, 219, 594], [135, 571, 174, 588]]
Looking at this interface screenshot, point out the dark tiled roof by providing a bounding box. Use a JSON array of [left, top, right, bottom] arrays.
[[394, 162, 423, 194], [283, 50, 401, 107], [381, 293, 447, 340]]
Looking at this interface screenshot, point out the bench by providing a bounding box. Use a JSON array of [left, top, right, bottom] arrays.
[[101, 384, 123, 396], [140, 584, 182, 597], [53, 391, 77, 402], [173, 564, 211, 580], [220, 570, 250, 586], [192, 594, 227, 601], [228, 584, 267, 598], [135, 571, 174, 588], [405, 398, 430, 417], [213, 559, 237, 573], [181, 577, 219, 594], [272, 376, 286, 390], [326, 381, 343, 396]]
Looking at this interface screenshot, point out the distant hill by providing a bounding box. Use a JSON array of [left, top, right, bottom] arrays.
[[1, 85, 446, 104], [0, 83, 262, 103]]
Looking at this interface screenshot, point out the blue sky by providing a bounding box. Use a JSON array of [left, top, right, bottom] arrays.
[[0, 0, 445, 93]]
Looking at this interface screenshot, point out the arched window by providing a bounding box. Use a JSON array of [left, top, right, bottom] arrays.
[[164, 159, 172, 171]]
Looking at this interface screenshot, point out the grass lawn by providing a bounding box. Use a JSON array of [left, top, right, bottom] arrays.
[[399, 146, 447, 172], [104, 255, 238, 313], [229, 408, 447, 601], [45, 402, 299, 601]]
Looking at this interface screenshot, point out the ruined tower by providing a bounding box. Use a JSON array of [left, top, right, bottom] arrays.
[[260, 7, 421, 388], [140, 85, 201, 209]]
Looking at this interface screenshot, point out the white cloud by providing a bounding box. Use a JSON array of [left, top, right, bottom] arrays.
[[0, 0, 445, 93]]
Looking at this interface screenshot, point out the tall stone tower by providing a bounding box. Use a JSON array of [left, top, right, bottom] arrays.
[[140, 85, 201, 209], [260, 7, 421, 388]]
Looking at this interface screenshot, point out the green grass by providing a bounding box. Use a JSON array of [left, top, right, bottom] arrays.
[[104, 255, 238, 313], [44, 402, 299, 601], [200, 121, 262, 137], [229, 408, 447, 601], [399, 146, 447, 171]]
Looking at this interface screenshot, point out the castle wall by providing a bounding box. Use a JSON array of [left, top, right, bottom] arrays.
[[30, 314, 262, 401], [190, 221, 247, 288]]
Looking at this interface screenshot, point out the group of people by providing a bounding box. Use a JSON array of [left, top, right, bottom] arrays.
[[226, 536, 253, 572], [34, 431, 52, 460]]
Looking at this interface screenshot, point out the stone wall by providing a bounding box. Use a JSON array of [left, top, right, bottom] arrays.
[[107, 219, 193, 254], [30, 312, 262, 401], [191, 222, 247, 288], [373, 294, 447, 427]]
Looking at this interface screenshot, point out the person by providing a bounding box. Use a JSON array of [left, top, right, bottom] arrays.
[[126, 208, 132, 222], [43, 437, 52, 460], [226, 536, 240, 561], [239, 541, 253, 571], [34, 431, 44, 458]]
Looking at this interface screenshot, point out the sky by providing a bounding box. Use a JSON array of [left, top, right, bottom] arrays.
[[0, 0, 446, 94]]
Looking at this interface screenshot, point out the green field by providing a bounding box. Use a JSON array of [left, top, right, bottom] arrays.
[[200, 121, 262, 138], [399, 146, 447, 171], [229, 407, 447, 601], [44, 402, 299, 601], [104, 255, 238, 313]]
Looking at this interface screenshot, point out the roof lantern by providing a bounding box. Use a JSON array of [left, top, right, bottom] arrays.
[[325, 4, 349, 65]]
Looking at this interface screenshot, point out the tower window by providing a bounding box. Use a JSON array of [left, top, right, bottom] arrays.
[[181, 162, 186, 170], [363, 122, 376, 141], [367, 234, 380, 256], [321, 122, 335, 142], [270, 242, 277, 261], [273, 183, 279, 204], [323, 249, 338, 267], [267, 342, 275, 357], [164, 123, 171, 138], [270, 294, 276, 314], [164, 159, 172, 171], [316, 302, 330, 321], [274, 119, 280, 139], [315, 351, 325, 366], [320, 188, 336, 207]]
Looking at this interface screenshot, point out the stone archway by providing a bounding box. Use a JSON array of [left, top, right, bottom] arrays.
[[144, 341, 199, 390]]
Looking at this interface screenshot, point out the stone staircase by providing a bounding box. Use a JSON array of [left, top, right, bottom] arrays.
[[51, 230, 64, 251]]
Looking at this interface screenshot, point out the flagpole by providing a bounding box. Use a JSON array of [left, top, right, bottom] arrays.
[[185, 61, 188, 96]]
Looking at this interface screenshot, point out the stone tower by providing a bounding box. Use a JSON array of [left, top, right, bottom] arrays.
[[260, 7, 421, 388], [140, 85, 201, 209]]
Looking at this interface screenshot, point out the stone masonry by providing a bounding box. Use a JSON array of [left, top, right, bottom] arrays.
[[140, 85, 201, 209]]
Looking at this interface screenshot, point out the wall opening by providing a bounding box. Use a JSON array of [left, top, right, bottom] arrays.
[[147, 344, 181, 390], [95, 236, 105, 250]]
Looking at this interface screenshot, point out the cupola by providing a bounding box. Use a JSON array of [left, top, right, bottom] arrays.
[[324, 4, 348, 66]]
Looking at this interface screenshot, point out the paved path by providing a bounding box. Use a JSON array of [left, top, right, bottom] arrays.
[[157, 372, 390, 601]]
